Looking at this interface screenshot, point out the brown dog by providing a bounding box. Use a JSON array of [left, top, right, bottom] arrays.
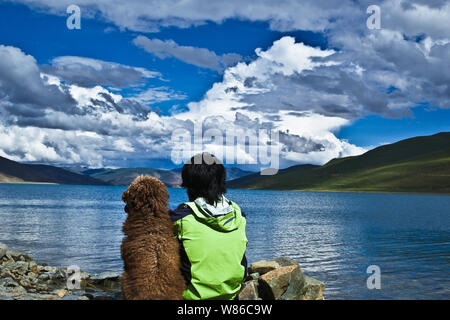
[[120, 176, 185, 300]]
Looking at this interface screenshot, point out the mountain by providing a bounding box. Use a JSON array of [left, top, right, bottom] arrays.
[[0, 154, 255, 187], [226, 168, 255, 181], [0, 156, 110, 185], [82, 167, 255, 187], [84, 168, 182, 187], [227, 132, 450, 194]]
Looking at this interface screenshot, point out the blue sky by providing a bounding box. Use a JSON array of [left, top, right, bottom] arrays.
[[0, 1, 449, 169]]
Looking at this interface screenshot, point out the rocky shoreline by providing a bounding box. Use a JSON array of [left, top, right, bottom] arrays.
[[0, 243, 324, 300], [238, 258, 324, 300], [0, 243, 121, 300]]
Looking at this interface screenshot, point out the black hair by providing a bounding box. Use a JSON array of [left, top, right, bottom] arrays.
[[181, 152, 226, 205]]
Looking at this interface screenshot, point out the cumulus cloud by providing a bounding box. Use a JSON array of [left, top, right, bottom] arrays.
[[0, 45, 76, 115], [0, 44, 190, 166], [174, 37, 368, 165], [133, 36, 241, 72]]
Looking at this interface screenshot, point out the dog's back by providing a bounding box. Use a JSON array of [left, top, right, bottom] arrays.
[[121, 176, 185, 300]]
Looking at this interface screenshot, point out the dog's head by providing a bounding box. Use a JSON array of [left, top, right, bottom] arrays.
[[122, 176, 169, 217]]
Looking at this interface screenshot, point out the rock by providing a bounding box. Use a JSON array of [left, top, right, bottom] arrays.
[[238, 280, 259, 300], [80, 271, 91, 281], [15, 293, 60, 300], [258, 264, 302, 300], [274, 257, 298, 267], [279, 265, 305, 300], [0, 277, 20, 288], [54, 289, 68, 298], [0, 243, 7, 259], [39, 266, 57, 272], [82, 293, 94, 300], [18, 278, 32, 288], [4, 261, 29, 275], [28, 261, 38, 273], [38, 273, 50, 281], [90, 271, 120, 281], [245, 272, 260, 281], [76, 296, 89, 300], [6, 250, 29, 262], [248, 260, 280, 275], [300, 276, 324, 300], [90, 271, 120, 289]]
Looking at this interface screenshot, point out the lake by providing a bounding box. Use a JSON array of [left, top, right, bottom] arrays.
[[0, 183, 449, 299]]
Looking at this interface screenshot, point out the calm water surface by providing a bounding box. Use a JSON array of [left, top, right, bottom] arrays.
[[0, 184, 449, 299]]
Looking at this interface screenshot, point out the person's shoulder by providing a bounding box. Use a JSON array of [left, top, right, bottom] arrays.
[[229, 200, 246, 218], [168, 203, 193, 223]]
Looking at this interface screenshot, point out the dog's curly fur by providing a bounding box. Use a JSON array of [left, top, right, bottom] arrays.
[[121, 175, 185, 300]]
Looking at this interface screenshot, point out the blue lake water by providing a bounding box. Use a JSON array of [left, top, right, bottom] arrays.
[[0, 183, 449, 299]]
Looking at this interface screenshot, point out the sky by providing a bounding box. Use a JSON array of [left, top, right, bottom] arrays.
[[0, 0, 449, 170]]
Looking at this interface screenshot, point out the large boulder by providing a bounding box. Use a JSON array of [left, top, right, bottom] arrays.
[[238, 280, 259, 300], [258, 264, 303, 300], [279, 267, 305, 300], [248, 260, 280, 275], [300, 276, 325, 300]]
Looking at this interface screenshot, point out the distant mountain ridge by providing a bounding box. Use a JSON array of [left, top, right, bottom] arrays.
[[2, 132, 448, 192], [81, 166, 254, 187], [228, 132, 450, 194], [0, 156, 254, 187], [0, 156, 109, 185]]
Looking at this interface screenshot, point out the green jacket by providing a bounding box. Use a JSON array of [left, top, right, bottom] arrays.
[[170, 200, 248, 300]]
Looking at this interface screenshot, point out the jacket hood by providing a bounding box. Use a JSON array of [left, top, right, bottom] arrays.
[[186, 196, 243, 232]]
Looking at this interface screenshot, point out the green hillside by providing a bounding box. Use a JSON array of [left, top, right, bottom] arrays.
[[227, 132, 450, 194]]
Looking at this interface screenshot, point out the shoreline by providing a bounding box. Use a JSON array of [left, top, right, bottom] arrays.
[[1, 243, 324, 300], [0, 242, 121, 300], [1, 182, 449, 196]]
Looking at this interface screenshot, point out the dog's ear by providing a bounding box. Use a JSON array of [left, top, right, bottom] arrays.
[[122, 189, 131, 213], [122, 189, 129, 203]]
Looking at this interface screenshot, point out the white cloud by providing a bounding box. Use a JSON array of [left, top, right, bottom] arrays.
[[43, 56, 162, 87], [382, 0, 450, 40], [174, 37, 367, 165], [133, 36, 241, 71], [11, 0, 360, 33], [131, 87, 187, 105]]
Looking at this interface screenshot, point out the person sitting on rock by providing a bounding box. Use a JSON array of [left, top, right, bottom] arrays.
[[169, 152, 248, 300]]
